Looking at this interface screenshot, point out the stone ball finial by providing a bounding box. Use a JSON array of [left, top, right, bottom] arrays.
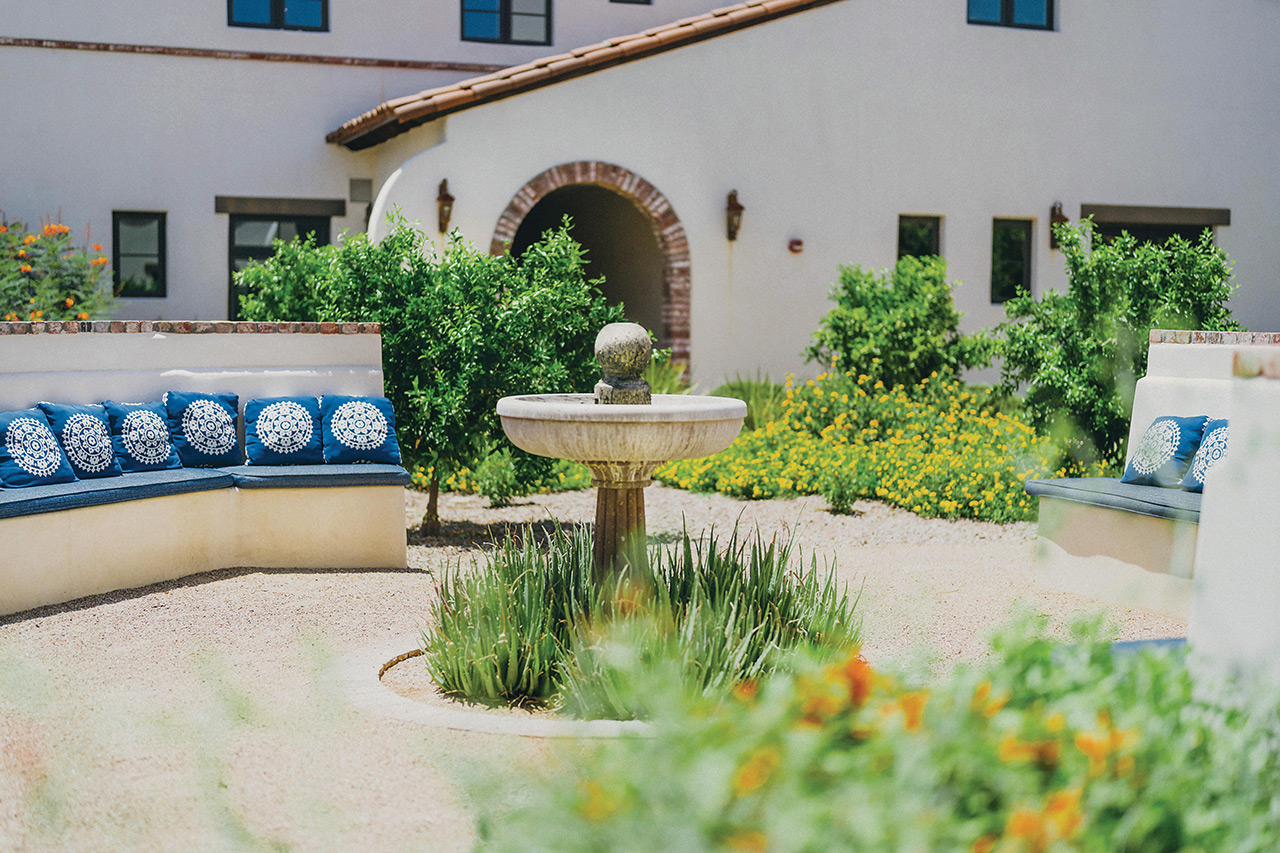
[[594, 322, 652, 404]]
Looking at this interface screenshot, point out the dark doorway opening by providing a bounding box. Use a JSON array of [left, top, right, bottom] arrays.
[[509, 184, 665, 345]]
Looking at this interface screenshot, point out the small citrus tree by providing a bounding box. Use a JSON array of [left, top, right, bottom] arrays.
[[1, 217, 115, 321], [236, 217, 621, 531]]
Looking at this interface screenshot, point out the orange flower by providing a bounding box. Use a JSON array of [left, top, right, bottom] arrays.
[[1074, 732, 1109, 777], [732, 680, 759, 703], [16, 249, 25, 258], [970, 835, 998, 853], [0, 225, 8, 233], [93, 243, 103, 252], [64, 297, 74, 308], [23, 234, 37, 244], [19, 264, 32, 273], [1005, 808, 1043, 841], [828, 651, 875, 707], [972, 681, 1010, 718], [76, 312, 89, 320], [89, 256, 109, 266], [725, 830, 768, 852], [1043, 788, 1083, 838], [733, 746, 781, 797], [898, 691, 928, 732]]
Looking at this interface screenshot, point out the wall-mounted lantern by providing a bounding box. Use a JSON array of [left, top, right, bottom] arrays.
[[725, 190, 744, 241], [1049, 201, 1068, 249], [437, 179, 455, 234]]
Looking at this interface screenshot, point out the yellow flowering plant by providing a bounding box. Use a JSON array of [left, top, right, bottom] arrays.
[[476, 615, 1280, 852], [1, 216, 115, 321], [659, 371, 1107, 522]]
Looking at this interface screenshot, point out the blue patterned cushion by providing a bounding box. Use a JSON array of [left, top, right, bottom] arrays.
[[244, 396, 322, 465], [102, 400, 182, 472], [1120, 415, 1207, 488], [165, 391, 242, 467], [1181, 418, 1228, 493], [0, 408, 78, 487], [36, 402, 123, 480], [320, 395, 402, 465]]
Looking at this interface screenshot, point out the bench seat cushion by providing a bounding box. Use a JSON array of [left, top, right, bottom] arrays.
[[1024, 477, 1201, 523], [222, 464, 410, 489], [0, 467, 234, 519]]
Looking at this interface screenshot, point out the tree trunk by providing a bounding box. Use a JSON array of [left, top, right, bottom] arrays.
[[420, 476, 441, 536]]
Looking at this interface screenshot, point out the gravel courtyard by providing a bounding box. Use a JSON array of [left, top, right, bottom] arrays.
[[0, 485, 1186, 851]]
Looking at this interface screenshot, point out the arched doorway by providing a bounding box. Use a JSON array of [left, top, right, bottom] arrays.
[[491, 161, 690, 362]]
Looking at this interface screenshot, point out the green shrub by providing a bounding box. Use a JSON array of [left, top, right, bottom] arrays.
[[1, 218, 115, 321], [419, 525, 860, 716], [994, 220, 1241, 464], [235, 217, 621, 530], [657, 372, 1105, 523], [477, 616, 1280, 853], [804, 255, 992, 390], [643, 348, 692, 395], [710, 373, 786, 432]]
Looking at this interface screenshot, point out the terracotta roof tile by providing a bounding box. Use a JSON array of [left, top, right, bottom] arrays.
[[327, 0, 845, 149]]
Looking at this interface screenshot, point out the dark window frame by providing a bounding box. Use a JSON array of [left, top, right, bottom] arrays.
[[227, 214, 330, 320], [990, 218, 1033, 304], [228, 0, 329, 32], [967, 0, 1054, 30], [112, 211, 167, 299], [897, 215, 942, 260], [460, 0, 552, 45]]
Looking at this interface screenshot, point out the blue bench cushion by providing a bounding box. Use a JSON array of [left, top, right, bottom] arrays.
[[0, 468, 233, 520], [223, 464, 410, 489], [1024, 477, 1201, 523]]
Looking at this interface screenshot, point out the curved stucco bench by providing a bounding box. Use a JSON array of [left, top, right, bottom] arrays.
[[0, 322, 410, 618], [1025, 332, 1280, 618]]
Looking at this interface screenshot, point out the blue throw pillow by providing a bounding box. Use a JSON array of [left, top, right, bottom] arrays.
[[320, 395, 402, 465], [244, 396, 323, 465], [165, 391, 242, 467], [0, 408, 78, 487], [102, 400, 182, 472], [37, 402, 123, 479], [1120, 415, 1208, 488], [1181, 418, 1229, 493]]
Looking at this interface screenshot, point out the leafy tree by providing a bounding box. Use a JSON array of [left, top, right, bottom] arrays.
[[236, 217, 622, 531], [993, 220, 1241, 464], [804, 255, 991, 389]]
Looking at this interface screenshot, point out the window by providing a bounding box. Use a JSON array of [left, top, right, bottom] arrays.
[[991, 218, 1032, 303], [968, 0, 1052, 29], [229, 0, 327, 31], [112, 212, 166, 298], [898, 216, 941, 259], [462, 0, 550, 44], [1080, 204, 1230, 248], [228, 215, 329, 319]]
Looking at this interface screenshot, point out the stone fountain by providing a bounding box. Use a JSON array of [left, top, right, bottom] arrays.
[[497, 323, 746, 576]]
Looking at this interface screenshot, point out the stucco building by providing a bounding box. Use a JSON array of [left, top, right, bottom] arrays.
[[5, 0, 1278, 385]]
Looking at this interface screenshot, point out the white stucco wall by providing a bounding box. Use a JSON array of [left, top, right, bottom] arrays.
[[0, 0, 732, 321], [368, 0, 1280, 386]]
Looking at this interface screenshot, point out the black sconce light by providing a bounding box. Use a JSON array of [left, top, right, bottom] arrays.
[[437, 179, 455, 234], [1049, 201, 1068, 249], [725, 190, 744, 241]]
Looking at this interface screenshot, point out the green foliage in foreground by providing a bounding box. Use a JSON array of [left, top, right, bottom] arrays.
[[805, 255, 992, 390], [993, 220, 1241, 465], [477, 617, 1280, 852], [658, 372, 1107, 523], [419, 525, 859, 718]]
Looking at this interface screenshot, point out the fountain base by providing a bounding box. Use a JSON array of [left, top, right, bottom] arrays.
[[587, 461, 659, 577]]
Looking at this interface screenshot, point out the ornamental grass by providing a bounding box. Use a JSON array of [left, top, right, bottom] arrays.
[[658, 371, 1108, 523], [477, 617, 1280, 852], [419, 524, 859, 717]]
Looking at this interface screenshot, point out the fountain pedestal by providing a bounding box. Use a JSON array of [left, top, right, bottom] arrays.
[[497, 323, 745, 579]]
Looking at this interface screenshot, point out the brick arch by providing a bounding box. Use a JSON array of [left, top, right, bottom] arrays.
[[491, 161, 691, 363]]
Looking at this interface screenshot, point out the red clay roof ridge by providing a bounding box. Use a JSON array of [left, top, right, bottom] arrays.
[[326, 0, 844, 148]]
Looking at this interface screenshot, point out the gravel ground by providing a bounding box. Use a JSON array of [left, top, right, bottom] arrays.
[[0, 485, 1186, 851]]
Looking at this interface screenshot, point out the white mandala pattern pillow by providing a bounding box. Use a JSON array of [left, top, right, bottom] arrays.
[[320, 395, 401, 465], [182, 400, 237, 456], [1181, 419, 1228, 493], [102, 401, 181, 472], [331, 401, 388, 450], [0, 408, 77, 487], [62, 413, 115, 474], [1120, 415, 1208, 488], [259, 401, 314, 454], [244, 397, 322, 465]]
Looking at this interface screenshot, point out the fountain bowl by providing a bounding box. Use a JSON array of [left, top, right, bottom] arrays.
[[496, 393, 747, 464]]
